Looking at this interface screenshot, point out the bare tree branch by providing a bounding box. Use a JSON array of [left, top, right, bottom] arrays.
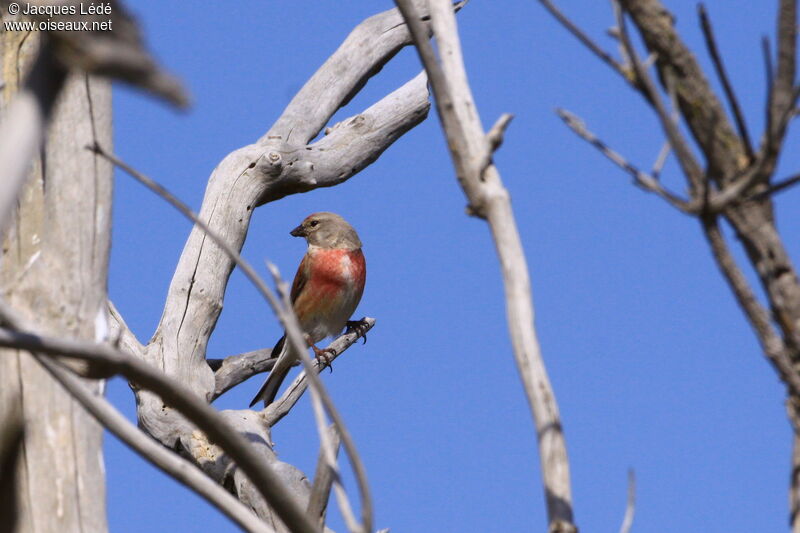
[[769, 0, 797, 144], [612, 0, 800, 388], [650, 140, 671, 179], [107, 300, 145, 355], [307, 425, 342, 529], [264, 3, 445, 145], [556, 108, 693, 213], [620, 0, 746, 182], [535, 0, 630, 84], [706, 156, 772, 212], [748, 172, 800, 202], [36, 357, 274, 533], [264, 318, 376, 427], [210, 351, 282, 401], [263, 72, 431, 205], [618, 469, 636, 533], [484, 113, 514, 165], [792, 430, 800, 533], [394, 1, 486, 213], [763, 36, 776, 148], [87, 144, 290, 325], [697, 3, 754, 160], [614, 0, 705, 194], [0, 41, 113, 529], [395, 0, 576, 530]]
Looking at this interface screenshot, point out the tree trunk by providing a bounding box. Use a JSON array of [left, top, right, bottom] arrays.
[[0, 30, 111, 533]]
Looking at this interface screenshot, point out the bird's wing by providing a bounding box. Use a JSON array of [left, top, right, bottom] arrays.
[[290, 252, 311, 303], [248, 335, 289, 408], [249, 252, 313, 408], [350, 248, 366, 296]]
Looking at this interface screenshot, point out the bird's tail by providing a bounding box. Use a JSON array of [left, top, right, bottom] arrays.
[[248, 335, 290, 408]]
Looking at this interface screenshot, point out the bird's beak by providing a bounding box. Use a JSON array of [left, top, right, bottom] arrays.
[[290, 224, 306, 237]]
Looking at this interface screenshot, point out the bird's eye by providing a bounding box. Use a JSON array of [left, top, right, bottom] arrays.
[[309, 220, 319, 227]]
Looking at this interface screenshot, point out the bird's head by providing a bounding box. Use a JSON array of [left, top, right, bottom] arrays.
[[291, 212, 362, 250]]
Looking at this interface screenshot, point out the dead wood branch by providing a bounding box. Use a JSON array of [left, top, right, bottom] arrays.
[[395, 0, 577, 530]]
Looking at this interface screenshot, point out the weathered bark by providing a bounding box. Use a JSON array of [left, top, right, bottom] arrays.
[[0, 30, 111, 533]]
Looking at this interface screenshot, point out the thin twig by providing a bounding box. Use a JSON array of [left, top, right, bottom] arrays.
[[763, 36, 776, 147], [263, 318, 375, 427], [769, 0, 797, 142], [556, 108, 694, 213], [619, 469, 636, 533], [748, 172, 800, 201], [36, 357, 274, 533], [536, 0, 630, 83], [88, 144, 373, 533], [697, 4, 754, 161], [648, 64, 681, 180], [712, 89, 800, 212], [613, 0, 705, 193], [475, 112, 515, 183], [486, 113, 514, 154], [307, 424, 342, 529], [107, 300, 144, 355], [651, 141, 671, 179], [791, 433, 800, 532]]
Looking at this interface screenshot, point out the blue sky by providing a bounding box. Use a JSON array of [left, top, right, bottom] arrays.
[[106, 1, 800, 531]]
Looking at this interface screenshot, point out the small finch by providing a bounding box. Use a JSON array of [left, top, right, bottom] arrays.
[[249, 212, 367, 407]]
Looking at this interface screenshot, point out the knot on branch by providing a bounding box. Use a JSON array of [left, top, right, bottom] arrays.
[[324, 114, 369, 137], [253, 150, 284, 179]]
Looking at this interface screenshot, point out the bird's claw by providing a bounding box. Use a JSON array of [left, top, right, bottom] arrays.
[[312, 346, 336, 373], [346, 320, 368, 344]]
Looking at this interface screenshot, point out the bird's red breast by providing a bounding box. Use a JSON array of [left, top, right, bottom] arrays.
[[291, 247, 366, 341]]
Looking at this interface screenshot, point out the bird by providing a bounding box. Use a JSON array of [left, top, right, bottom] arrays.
[[249, 212, 367, 408]]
